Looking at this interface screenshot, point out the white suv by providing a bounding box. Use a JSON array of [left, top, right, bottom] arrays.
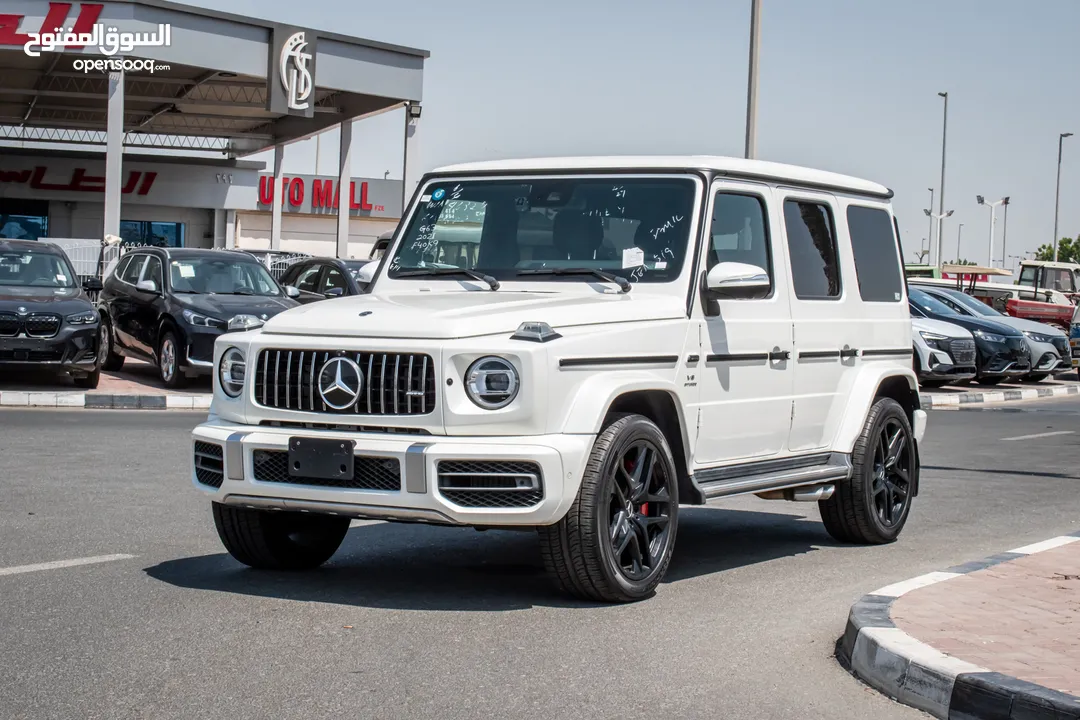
[[192, 156, 927, 603]]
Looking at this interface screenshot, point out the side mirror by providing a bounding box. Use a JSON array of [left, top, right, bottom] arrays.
[[82, 277, 103, 292], [705, 262, 770, 298], [354, 262, 377, 284], [325, 287, 345, 298], [135, 279, 159, 293], [284, 285, 300, 298]]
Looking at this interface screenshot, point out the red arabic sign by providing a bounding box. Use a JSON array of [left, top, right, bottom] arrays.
[[257, 176, 380, 212], [0, 2, 103, 47], [0, 166, 157, 195]]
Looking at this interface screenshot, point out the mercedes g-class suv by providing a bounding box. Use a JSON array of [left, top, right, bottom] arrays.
[[191, 156, 926, 603]]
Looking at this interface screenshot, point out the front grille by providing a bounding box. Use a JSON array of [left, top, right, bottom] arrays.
[[253, 349, 436, 416], [437, 460, 544, 508], [0, 313, 18, 337], [252, 449, 401, 491], [258, 420, 431, 435], [194, 441, 224, 488], [948, 338, 976, 365], [23, 314, 61, 338], [0, 347, 64, 362]]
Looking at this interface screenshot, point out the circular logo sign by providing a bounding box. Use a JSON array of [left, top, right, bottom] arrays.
[[317, 356, 364, 410], [431, 188, 446, 201]]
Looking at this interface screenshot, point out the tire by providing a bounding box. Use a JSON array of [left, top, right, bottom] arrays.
[[212, 502, 350, 570], [73, 369, 100, 389], [819, 397, 917, 545], [98, 318, 125, 371], [157, 330, 188, 389], [538, 413, 679, 603], [1023, 373, 1049, 383]]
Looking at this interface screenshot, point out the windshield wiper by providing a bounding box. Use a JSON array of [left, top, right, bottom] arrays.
[[396, 267, 499, 291], [517, 267, 631, 293], [214, 289, 256, 295]]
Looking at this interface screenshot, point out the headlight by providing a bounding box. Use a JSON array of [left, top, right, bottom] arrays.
[[973, 330, 1007, 343], [918, 331, 949, 351], [183, 309, 223, 328], [1022, 330, 1054, 343], [218, 346, 246, 398], [228, 314, 265, 331], [66, 310, 98, 325], [465, 356, 519, 409]]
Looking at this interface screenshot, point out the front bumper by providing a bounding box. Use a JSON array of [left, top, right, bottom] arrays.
[[191, 418, 595, 527], [0, 324, 99, 371]]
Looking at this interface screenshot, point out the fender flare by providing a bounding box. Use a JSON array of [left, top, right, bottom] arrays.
[[834, 366, 919, 454]]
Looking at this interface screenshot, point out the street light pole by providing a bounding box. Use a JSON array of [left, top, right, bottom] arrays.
[[1000, 198, 1010, 268], [743, 0, 762, 160], [926, 187, 934, 257], [977, 195, 1008, 267], [1053, 132, 1073, 262], [956, 222, 964, 263], [936, 92, 949, 266]]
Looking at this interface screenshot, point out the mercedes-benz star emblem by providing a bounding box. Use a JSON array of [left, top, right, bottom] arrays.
[[317, 356, 364, 410], [16, 306, 27, 315]]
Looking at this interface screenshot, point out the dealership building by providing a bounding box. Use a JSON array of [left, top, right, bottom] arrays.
[[0, 0, 427, 258]]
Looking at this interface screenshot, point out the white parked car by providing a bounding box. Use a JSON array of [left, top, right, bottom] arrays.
[[191, 156, 927, 603], [911, 317, 977, 387]]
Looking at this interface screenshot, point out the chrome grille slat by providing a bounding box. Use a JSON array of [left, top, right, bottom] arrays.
[[254, 348, 436, 416]]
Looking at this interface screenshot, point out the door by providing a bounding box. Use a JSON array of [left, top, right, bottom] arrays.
[[694, 182, 794, 466], [112, 253, 147, 353], [131, 255, 164, 356]]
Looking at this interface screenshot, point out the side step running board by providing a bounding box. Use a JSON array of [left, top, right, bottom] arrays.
[[692, 452, 852, 501]]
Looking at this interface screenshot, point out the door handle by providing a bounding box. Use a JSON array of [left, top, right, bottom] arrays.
[[840, 348, 859, 359], [769, 349, 791, 362]]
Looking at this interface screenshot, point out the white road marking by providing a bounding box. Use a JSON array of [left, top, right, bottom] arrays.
[[871, 571, 962, 599], [1009, 536, 1079, 555], [1000, 430, 1074, 441], [0, 554, 135, 577]]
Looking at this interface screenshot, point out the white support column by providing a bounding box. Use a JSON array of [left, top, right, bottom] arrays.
[[336, 120, 353, 259], [402, 104, 422, 212], [270, 144, 284, 250], [230, 211, 240, 249], [212, 209, 225, 249], [103, 68, 125, 239]]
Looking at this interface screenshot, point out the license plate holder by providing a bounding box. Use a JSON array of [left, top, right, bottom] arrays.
[[288, 437, 354, 480]]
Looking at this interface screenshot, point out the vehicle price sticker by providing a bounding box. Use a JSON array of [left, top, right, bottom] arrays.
[[174, 262, 195, 278], [622, 246, 645, 269]]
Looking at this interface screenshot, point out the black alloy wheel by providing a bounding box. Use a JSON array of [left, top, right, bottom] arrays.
[[870, 418, 912, 529], [605, 441, 674, 582]]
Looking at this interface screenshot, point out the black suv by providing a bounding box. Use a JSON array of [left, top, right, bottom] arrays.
[[97, 248, 298, 387], [0, 239, 103, 388], [278, 257, 376, 304]]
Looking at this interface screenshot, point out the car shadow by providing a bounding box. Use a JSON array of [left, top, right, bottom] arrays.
[[145, 507, 841, 611]]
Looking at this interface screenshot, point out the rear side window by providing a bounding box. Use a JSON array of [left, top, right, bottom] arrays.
[[784, 200, 840, 299], [847, 206, 904, 302]]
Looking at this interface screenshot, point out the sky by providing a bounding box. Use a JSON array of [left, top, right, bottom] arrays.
[[190, 0, 1080, 269]]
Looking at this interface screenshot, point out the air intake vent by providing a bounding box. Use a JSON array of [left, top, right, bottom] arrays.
[[252, 449, 401, 491], [437, 460, 543, 508], [194, 441, 224, 488]]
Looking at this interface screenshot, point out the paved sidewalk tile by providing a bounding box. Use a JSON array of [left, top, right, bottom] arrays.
[[891, 543, 1080, 697]]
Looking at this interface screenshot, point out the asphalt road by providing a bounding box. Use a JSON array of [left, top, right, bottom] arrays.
[[1, 399, 1079, 719]]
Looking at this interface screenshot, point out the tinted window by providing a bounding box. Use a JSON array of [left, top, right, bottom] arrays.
[[143, 256, 163, 290], [294, 265, 322, 292], [120, 255, 146, 284], [784, 200, 840, 299], [321, 267, 348, 294], [847, 206, 903, 302], [932, 288, 1000, 317], [909, 288, 960, 317], [708, 192, 771, 294]]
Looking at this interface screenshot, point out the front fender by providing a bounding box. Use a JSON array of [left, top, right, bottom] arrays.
[[833, 366, 919, 454]]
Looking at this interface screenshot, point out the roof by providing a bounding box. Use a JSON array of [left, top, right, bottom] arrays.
[[1020, 260, 1080, 270], [941, 264, 1011, 276], [130, 247, 260, 261], [0, 239, 63, 254], [430, 156, 892, 198]]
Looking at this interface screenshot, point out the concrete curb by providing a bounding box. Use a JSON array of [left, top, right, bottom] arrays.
[[839, 533, 1080, 719], [921, 383, 1079, 409], [0, 390, 211, 410]]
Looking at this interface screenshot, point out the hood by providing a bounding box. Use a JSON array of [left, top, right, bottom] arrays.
[[0, 285, 92, 315], [912, 317, 971, 339], [924, 310, 1021, 337], [175, 293, 297, 320], [983, 315, 1067, 338], [262, 289, 686, 339]]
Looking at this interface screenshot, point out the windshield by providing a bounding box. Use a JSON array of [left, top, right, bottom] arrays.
[[387, 177, 698, 284], [932, 288, 1000, 317], [909, 288, 960, 317], [0, 250, 76, 288], [168, 257, 280, 295]]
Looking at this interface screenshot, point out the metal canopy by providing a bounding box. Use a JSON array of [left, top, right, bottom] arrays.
[[0, 0, 428, 156]]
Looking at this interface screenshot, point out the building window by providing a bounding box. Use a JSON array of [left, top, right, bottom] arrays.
[[0, 199, 49, 240], [120, 220, 184, 247], [784, 199, 841, 299], [847, 205, 903, 302]]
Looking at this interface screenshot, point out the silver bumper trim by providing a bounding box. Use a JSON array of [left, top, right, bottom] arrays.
[[220, 493, 458, 525]]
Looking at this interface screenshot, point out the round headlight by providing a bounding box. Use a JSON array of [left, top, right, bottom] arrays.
[[218, 346, 246, 398], [465, 356, 519, 410]]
